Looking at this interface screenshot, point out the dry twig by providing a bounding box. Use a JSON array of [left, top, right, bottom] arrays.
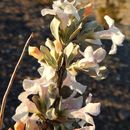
[[0, 33, 33, 130]]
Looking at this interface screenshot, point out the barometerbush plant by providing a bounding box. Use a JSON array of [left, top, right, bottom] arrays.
[[8, 0, 125, 130]]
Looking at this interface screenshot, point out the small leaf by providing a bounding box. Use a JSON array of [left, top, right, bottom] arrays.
[[40, 46, 57, 67], [28, 46, 43, 60], [69, 23, 82, 41], [64, 42, 74, 58], [45, 38, 54, 50], [84, 21, 103, 33], [50, 17, 60, 41], [67, 45, 79, 66], [47, 98, 55, 109], [46, 108, 57, 120], [54, 40, 63, 53]]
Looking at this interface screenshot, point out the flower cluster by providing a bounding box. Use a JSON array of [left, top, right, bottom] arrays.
[[12, 0, 125, 130]]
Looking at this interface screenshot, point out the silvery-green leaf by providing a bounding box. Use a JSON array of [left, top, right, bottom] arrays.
[[47, 97, 55, 109], [69, 23, 82, 40], [45, 38, 54, 50], [63, 20, 79, 43], [46, 108, 57, 120], [50, 17, 60, 41], [64, 42, 74, 58], [84, 21, 103, 33], [66, 45, 79, 66], [40, 46, 57, 67], [85, 39, 102, 46]]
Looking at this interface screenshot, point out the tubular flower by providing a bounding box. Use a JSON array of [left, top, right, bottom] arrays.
[[28, 46, 43, 60], [63, 72, 87, 94], [96, 15, 125, 54], [78, 46, 106, 74], [41, 0, 80, 30], [68, 94, 101, 130], [12, 96, 39, 123]]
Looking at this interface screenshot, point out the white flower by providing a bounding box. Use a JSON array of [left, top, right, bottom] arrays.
[[78, 46, 106, 74], [41, 0, 80, 30], [96, 15, 125, 55], [38, 64, 56, 81], [68, 94, 101, 130], [13, 64, 56, 125], [62, 91, 83, 110], [12, 97, 39, 123], [63, 72, 87, 94]]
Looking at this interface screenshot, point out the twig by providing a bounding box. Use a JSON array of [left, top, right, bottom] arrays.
[[0, 33, 33, 130]]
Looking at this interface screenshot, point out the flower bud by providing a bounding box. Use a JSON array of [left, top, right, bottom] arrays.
[[28, 46, 43, 60]]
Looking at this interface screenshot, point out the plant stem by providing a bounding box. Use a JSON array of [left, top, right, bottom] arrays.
[[57, 55, 66, 94], [0, 33, 33, 130]]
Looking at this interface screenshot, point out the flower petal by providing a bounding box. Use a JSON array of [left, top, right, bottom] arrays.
[[84, 46, 94, 62], [93, 47, 106, 63], [41, 9, 56, 16], [38, 65, 56, 81], [85, 103, 101, 116], [62, 95, 83, 110], [104, 15, 114, 28], [12, 103, 28, 123], [108, 43, 117, 55], [28, 46, 43, 60], [111, 27, 125, 46], [64, 5, 80, 20], [23, 79, 39, 95], [63, 72, 87, 94]]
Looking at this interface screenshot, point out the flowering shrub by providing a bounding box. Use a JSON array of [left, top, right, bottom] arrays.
[[1, 0, 125, 130]]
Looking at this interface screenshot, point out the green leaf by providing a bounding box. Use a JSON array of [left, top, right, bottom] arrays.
[[64, 42, 74, 58], [83, 21, 104, 33], [66, 45, 79, 67], [32, 95, 42, 112], [63, 19, 80, 43], [47, 97, 55, 109], [46, 108, 57, 120], [50, 17, 60, 40], [40, 45, 57, 67], [86, 66, 108, 80], [69, 23, 82, 41], [76, 31, 95, 43], [45, 38, 54, 50]]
